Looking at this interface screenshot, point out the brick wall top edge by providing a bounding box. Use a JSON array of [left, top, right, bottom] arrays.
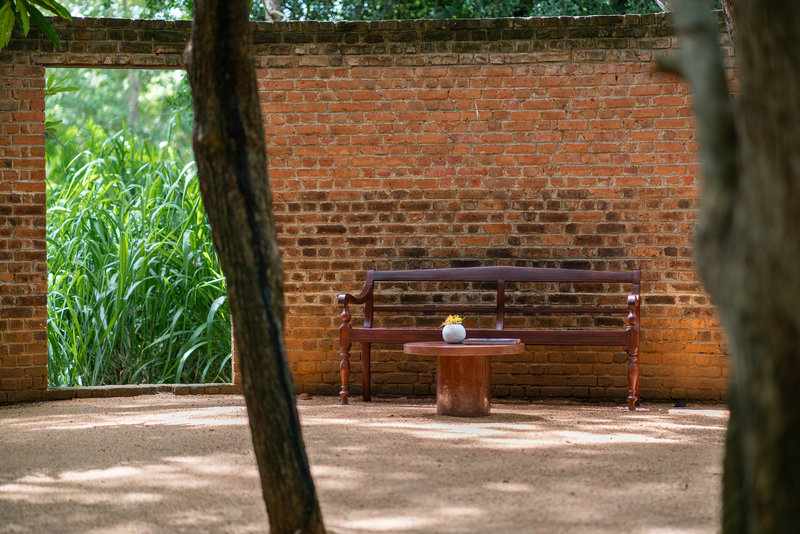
[[57, 13, 671, 31], [36, 12, 674, 48], [0, 11, 730, 65]]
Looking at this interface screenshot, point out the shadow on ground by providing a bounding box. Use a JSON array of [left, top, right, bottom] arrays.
[[0, 395, 726, 533]]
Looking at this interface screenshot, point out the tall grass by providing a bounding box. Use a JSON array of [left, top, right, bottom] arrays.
[[46, 122, 231, 387]]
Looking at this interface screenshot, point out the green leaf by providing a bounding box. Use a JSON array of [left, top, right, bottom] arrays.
[[45, 74, 78, 96], [28, 0, 71, 20], [23, 1, 60, 48], [47, 123, 229, 385], [15, 0, 29, 36], [0, 2, 14, 50]]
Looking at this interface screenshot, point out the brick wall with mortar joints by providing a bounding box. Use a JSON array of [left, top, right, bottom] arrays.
[[255, 15, 732, 402], [0, 63, 49, 402], [0, 14, 731, 403]]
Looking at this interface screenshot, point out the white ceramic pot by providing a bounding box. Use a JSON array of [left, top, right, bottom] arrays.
[[442, 324, 466, 344]]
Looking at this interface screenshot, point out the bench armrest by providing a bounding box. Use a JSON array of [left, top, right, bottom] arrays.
[[337, 270, 375, 310], [337, 291, 371, 309]]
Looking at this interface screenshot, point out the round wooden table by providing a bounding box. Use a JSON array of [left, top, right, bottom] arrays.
[[403, 341, 525, 417]]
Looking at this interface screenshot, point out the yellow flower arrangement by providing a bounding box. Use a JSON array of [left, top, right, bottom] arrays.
[[440, 314, 464, 327]]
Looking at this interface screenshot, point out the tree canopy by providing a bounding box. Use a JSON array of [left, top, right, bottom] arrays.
[[60, 0, 672, 21]]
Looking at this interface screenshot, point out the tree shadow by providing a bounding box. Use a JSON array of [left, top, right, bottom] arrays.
[[303, 399, 726, 533], [0, 395, 726, 534]]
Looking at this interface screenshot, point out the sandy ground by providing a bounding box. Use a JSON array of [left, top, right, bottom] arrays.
[[0, 394, 727, 534]]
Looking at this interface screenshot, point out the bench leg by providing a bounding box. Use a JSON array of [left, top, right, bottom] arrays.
[[626, 346, 640, 411], [339, 348, 350, 405], [361, 343, 372, 402], [339, 328, 350, 405], [339, 315, 352, 405]]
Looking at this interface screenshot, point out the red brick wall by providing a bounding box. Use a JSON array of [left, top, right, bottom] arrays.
[[0, 63, 48, 402], [0, 14, 731, 403]]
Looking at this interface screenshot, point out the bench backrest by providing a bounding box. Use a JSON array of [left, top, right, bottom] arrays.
[[367, 266, 639, 284], [354, 266, 640, 330]]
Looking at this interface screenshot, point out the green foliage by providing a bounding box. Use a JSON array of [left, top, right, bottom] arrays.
[[337, 0, 673, 19], [526, 0, 662, 17], [283, 0, 338, 21], [0, 0, 71, 51], [46, 123, 231, 387], [60, 0, 177, 18], [61, 0, 268, 21], [44, 73, 77, 142], [60, 0, 668, 21], [332, 0, 664, 19], [46, 67, 193, 160]]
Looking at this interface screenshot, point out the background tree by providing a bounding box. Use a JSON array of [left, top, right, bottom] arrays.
[[46, 67, 192, 152], [185, 0, 326, 532], [667, 1, 800, 532], [64, 0, 670, 21]]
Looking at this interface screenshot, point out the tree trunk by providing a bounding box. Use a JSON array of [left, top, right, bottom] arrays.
[[720, 0, 736, 45], [727, 3, 800, 532], [122, 0, 139, 127], [654, 0, 671, 11], [127, 70, 140, 127], [185, 1, 326, 533], [669, 1, 800, 532], [262, 0, 283, 21]]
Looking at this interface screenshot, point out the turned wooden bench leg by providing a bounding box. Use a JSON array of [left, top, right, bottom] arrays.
[[339, 350, 350, 405], [626, 346, 639, 411], [625, 294, 641, 411], [339, 307, 352, 405], [361, 343, 372, 402]]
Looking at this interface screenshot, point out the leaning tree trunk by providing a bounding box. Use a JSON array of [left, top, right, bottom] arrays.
[[185, 1, 326, 533], [668, 1, 800, 532]]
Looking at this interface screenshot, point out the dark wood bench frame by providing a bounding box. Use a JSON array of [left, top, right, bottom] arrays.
[[337, 266, 641, 410]]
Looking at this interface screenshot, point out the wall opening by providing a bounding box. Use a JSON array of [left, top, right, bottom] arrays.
[[44, 67, 233, 388]]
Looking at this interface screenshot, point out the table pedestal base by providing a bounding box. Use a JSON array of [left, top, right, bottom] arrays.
[[436, 355, 491, 417]]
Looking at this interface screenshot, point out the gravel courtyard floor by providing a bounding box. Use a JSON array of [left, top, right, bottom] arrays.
[[0, 394, 727, 533]]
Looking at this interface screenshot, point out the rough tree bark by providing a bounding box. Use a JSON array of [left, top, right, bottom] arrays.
[[667, 1, 800, 532], [185, 1, 326, 533], [720, 0, 736, 44]]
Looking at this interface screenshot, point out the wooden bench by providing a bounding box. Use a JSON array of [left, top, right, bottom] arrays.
[[337, 266, 641, 410]]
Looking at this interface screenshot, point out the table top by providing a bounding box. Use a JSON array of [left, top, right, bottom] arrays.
[[403, 341, 525, 357]]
